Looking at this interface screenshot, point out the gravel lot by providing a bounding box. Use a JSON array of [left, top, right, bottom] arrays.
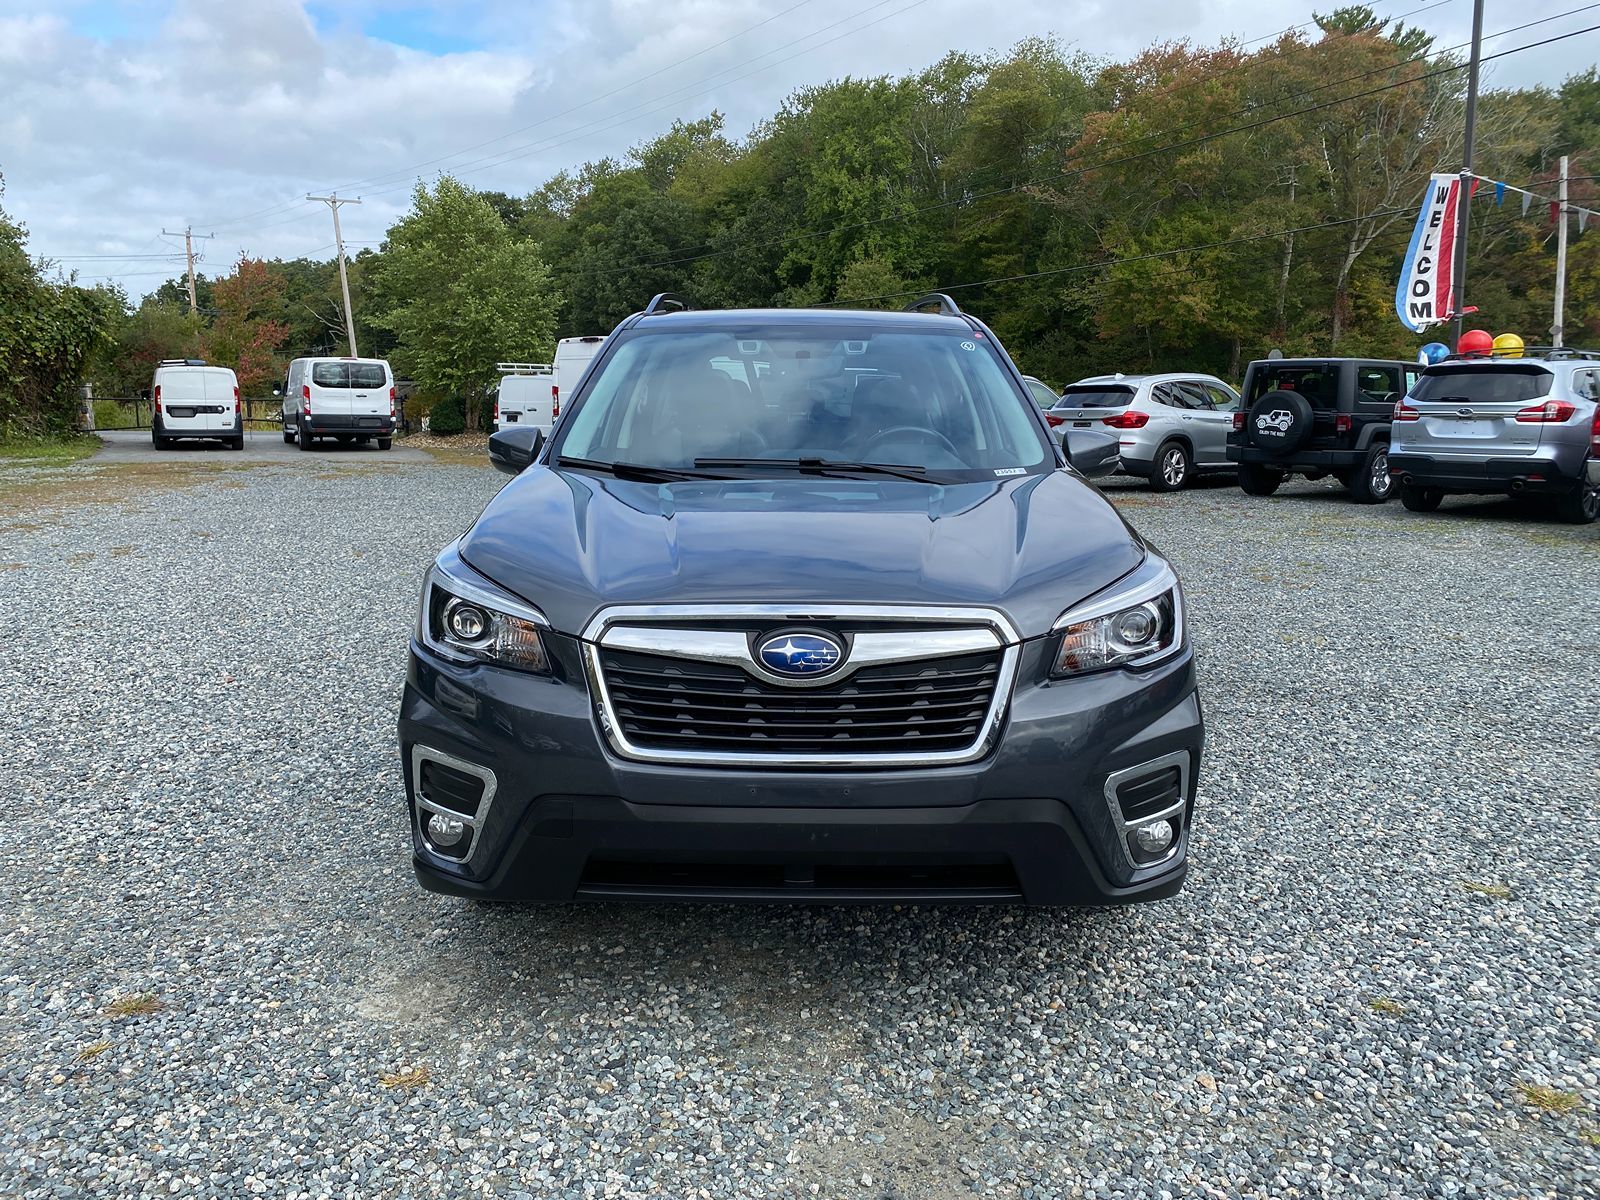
[[1, 449, 1596, 1199]]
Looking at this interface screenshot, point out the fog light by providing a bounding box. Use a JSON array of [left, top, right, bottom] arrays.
[[426, 812, 466, 847], [1134, 819, 1175, 855]]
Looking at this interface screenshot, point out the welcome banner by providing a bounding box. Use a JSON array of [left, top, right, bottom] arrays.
[[1395, 173, 1469, 332]]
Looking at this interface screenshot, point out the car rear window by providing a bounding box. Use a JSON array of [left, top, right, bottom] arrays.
[[312, 362, 388, 389], [1056, 386, 1134, 408], [1246, 364, 1339, 408], [1412, 366, 1554, 403]]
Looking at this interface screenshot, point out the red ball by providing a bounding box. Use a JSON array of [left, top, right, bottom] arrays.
[[1457, 329, 1494, 357]]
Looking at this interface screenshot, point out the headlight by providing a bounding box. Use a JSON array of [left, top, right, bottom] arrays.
[[1051, 557, 1184, 677], [418, 557, 550, 673]]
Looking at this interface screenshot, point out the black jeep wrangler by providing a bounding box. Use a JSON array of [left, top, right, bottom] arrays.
[[1226, 357, 1423, 503]]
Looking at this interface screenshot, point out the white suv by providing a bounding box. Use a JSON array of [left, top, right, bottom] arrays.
[[1047, 373, 1239, 491]]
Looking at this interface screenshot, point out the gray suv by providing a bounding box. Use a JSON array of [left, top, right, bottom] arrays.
[[1046, 373, 1240, 491], [399, 295, 1202, 906], [1389, 349, 1600, 523]]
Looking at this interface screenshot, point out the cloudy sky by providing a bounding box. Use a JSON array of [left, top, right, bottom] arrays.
[[1, 0, 1594, 295]]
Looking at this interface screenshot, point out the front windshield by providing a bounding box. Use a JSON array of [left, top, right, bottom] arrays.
[[554, 328, 1052, 481]]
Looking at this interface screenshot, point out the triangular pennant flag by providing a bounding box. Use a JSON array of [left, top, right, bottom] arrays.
[[1582, 210, 1590, 234], [1551, 202, 1561, 225], [1494, 181, 1506, 206], [1522, 192, 1533, 216]]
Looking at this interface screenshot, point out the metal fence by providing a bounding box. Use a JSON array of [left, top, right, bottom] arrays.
[[90, 396, 420, 435]]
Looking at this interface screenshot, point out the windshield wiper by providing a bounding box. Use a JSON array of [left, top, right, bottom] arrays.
[[694, 456, 942, 484], [556, 456, 725, 483]]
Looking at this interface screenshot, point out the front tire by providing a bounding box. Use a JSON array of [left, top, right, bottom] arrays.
[[1555, 475, 1600, 524], [1348, 443, 1394, 504], [1149, 440, 1190, 492], [1238, 462, 1283, 496]]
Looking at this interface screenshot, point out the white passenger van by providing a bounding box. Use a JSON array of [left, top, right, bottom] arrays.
[[494, 363, 555, 433], [149, 360, 242, 450], [282, 357, 395, 451], [553, 336, 605, 422]]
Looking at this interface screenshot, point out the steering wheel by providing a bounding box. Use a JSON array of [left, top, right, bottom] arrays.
[[857, 425, 960, 461]]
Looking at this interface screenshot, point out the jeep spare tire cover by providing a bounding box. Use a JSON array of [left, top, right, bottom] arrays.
[[1246, 390, 1314, 452]]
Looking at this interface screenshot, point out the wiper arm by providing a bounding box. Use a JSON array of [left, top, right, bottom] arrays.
[[694, 456, 939, 484], [556, 456, 724, 482]]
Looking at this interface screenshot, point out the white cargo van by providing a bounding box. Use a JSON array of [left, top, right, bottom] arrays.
[[494, 363, 555, 433], [282, 357, 396, 451], [553, 336, 605, 421], [149, 360, 242, 450]]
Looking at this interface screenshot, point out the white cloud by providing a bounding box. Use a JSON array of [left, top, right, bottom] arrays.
[[1, 0, 1592, 294]]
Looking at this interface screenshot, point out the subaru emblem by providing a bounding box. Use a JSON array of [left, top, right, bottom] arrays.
[[757, 631, 843, 677]]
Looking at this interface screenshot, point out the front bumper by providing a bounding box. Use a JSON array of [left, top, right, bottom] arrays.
[[1388, 451, 1589, 496], [398, 630, 1204, 905]]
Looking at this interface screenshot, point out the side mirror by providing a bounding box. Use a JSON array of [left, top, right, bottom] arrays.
[[139, 388, 152, 402], [489, 425, 544, 476], [1062, 428, 1119, 480]]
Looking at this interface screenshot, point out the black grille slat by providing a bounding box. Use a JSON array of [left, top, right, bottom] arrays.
[[600, 645, 1002, 756], [419, 760, 486, 816], [1116, 766, 1183, 821]]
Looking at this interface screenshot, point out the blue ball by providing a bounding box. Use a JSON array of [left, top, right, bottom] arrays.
[[1419, 342, 1450, 364]]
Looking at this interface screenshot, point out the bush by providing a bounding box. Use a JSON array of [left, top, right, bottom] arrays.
[[92, 398, 138, 429], [428, 395, 465, 435]]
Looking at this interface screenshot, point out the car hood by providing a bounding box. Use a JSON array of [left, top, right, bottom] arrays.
[[458, 468, 1146, 640]]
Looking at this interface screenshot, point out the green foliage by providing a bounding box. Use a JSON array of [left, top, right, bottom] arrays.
[[369, 176, 560, 409], [0, 179, 119, 435], [90, 299, 198, 396], [428, 395, 465, 436]]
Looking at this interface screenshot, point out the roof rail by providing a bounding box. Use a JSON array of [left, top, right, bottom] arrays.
[[641, 293, 690, 316], [497, 362, 554, 374], [1439, 346, 1600, 363], [903, 293, 963, 316]]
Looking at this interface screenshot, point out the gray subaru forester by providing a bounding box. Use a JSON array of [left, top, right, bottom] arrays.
[[1389, 348, 1600, 523]]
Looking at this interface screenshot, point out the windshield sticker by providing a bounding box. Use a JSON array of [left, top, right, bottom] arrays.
[[994, 467, 1026, 476], [960, 341, 976, 351]]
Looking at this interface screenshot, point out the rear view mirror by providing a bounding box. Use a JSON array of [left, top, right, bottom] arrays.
[[1062, 428, 1119, 480], [490, 425, 544, 476], [139, 388, 151, 402]]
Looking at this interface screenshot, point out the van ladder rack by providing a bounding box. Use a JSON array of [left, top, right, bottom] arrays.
[[903, 293, 963, 316], [497, 362, 554, 374]]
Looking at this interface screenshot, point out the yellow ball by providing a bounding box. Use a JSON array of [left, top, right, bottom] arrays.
[[1491, 333, 1525, 358]]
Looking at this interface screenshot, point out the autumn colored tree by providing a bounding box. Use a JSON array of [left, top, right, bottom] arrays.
[[201, 256, 290, 394]]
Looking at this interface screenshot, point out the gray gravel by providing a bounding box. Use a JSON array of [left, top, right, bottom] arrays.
[[1, 455, 1596, 1200]]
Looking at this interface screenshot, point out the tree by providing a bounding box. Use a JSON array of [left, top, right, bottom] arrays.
[[90, 297, 199, 396], [0, 177, 119, 434], [369, 176, 561, 419], [202, 257, 291, 394]]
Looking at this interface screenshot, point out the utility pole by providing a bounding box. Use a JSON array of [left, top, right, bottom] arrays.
[[161, 225, 215, 315], [307, 193, 362, 357], [1553, 155, 1569, 349], [1449, 0, 1485, 347]]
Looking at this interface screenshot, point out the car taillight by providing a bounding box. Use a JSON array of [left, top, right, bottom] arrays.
[[1591, 409, 1600, 453], [1393, 401, 1420, 421], [302, 383, 311, 416], [1514, 400, 1576, 423], [1335, 414, 1352, 433], [154, 383, 162, 414], [389, 385, 396, 419], [1231, 411, 1244, 431], [1045, 413, 1066, 427], [234, 384, 241, 415], [551, 385, 559, 420], [1101, 410, 1150, 429]]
